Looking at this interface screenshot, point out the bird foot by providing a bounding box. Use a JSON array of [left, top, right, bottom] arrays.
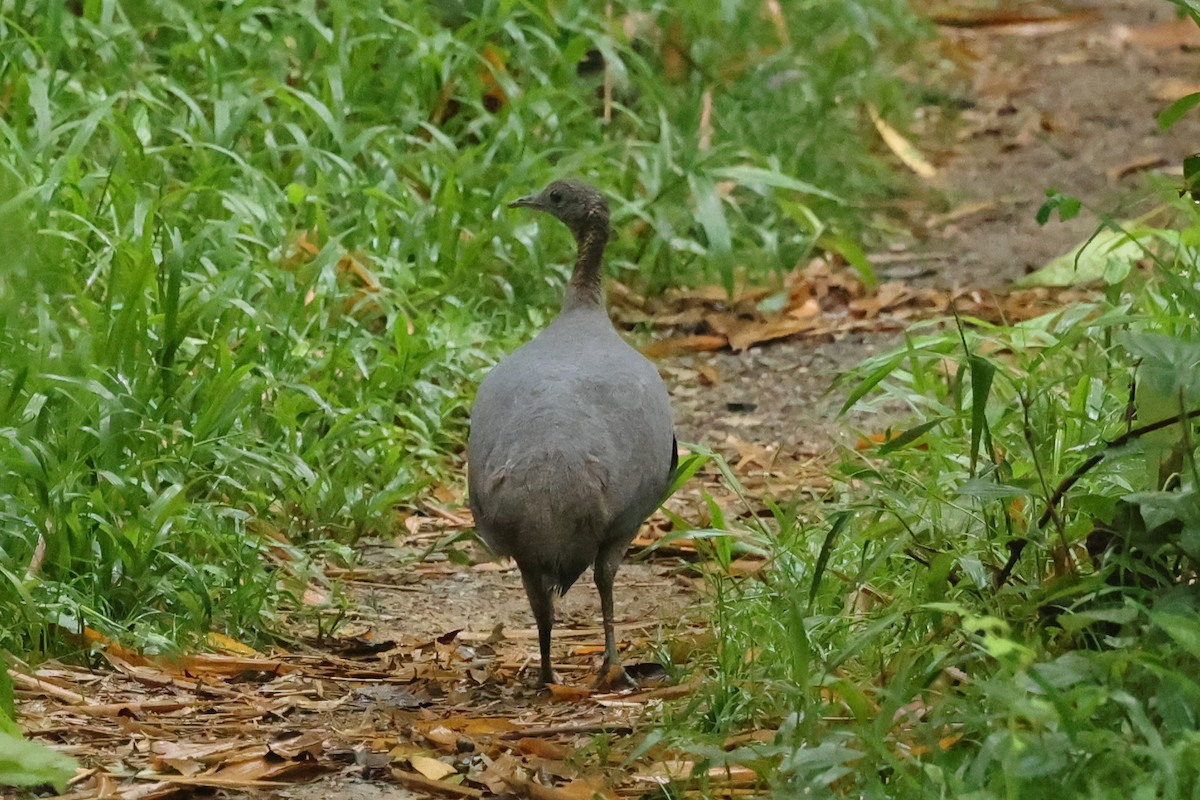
[[593, 662, 637, 691], [520, 665, 561, 689], [535, 674, 562, 689]]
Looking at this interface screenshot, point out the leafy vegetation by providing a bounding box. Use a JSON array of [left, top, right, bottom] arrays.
[[660, 178, 1200, 795], [7, 0, 1199, 795], [0, 712, 77, 794], [0, 0, 920, 664]]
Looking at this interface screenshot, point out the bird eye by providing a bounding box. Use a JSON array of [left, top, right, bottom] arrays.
[[549, 190, 562, 204]]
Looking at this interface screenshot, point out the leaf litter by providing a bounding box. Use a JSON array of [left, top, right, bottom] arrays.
[[14, 495, 770, 798], [11, 585, 710, 799], [622, 256, 1102, 358]]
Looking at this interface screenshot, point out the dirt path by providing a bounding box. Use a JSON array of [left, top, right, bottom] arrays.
[[17, 2, 1200, 798], [914, 0, 1198, 287]]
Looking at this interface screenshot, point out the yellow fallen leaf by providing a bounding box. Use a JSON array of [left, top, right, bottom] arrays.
[[206, 632, 261, 657], [409, 755, 457, 781], [867, 104, 936, 179], [546, 683, 594, 702]]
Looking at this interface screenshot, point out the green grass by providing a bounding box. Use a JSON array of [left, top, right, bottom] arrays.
[[656, 185, 1200, 797], [0, 0, 922, 660]]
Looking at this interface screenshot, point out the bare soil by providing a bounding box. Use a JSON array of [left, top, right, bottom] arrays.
[[912, 0, 1199, 287]]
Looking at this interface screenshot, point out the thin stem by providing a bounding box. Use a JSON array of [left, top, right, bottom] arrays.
[[995, 404, 1200, 588]]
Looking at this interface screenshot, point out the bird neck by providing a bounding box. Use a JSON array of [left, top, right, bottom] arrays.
[[563, 221, 608, 312]]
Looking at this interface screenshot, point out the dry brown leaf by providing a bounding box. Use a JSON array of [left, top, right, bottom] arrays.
[[642, 334, 728, 359], [561, 776, 619, 800], [151, 741, 237, 776], [640, 305, 708, 327], [928, 201, 998, 228], [102, 656, 174, 689], [723, 728, 779, 747], [1116, 18, 1200, 50], [696, 363, 721, 385], [432, 484, 460, 504], [282, 230, 319, 268], [27, 532, 46, 574], [608, 681, 697, 704], [932, 9, 1097, 33], [701, 311, 742, 338], [472, 560, 514, 573], [479, 44, 508, 111], [1152, 77, 1200, 103], [210, 752, 312, 783], [726, 316, 817, 352], [472, 753, 524, 795], [785, 295, 821, 319], [269, 732, 326, 760], [515, 737, 572, 760], [420, 724, 461, 749], [724, 435, 773, 469], [338, 253, 378, 291], [393, 766, 484, 798], [79, 627, 149, 665], [1106, 155, 1168, 183], [726, 557, 769, 576], [662, 19, 688, 82], [170, 653, 292, 677], [416, 715, 519, 736], [523, 775, 616, 800], [546, 683, 594, 702], [631, 759, 695, 784], [301, 584, 331, 607]]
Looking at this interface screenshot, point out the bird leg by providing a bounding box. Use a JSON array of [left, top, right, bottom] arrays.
[[520, 571, 556, 686], [593, 546, 634, 688]]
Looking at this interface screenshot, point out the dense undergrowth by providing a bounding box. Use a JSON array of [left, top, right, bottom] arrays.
[[661, 176, 1200, 796], [0, 0, 921, 665]]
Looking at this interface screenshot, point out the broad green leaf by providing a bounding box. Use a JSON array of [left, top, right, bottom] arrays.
[[817, 231, 876, 287], [0, 729, 77, 793], [878, 417, 947, 454], [1149, 611, 1200, 660], [1157, 92, 1200, 130], [956, 478, 1032, 500], [1017, 227, 1152, 287], [839, 352, 906, 414], [689, 176, 735, 295], [809, 511, 851, 609], [968, 354, 995, 473]]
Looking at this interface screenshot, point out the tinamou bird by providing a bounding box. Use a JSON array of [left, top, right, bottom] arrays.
[[467, 179, 677, 686]]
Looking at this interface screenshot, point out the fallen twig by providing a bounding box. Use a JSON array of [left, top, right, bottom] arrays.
[[501, 721, 634, 739]]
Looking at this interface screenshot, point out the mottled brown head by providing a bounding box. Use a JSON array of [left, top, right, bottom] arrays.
[[508, 179, 610, 241]]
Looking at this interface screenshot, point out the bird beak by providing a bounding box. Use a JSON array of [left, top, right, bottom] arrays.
[[508, 194, 538, 210]]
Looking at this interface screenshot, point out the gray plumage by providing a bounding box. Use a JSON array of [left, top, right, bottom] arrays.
[[467, 179, 676, 686]]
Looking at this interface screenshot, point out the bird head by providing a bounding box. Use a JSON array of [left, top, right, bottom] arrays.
[[509, 179, 610, 239]]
